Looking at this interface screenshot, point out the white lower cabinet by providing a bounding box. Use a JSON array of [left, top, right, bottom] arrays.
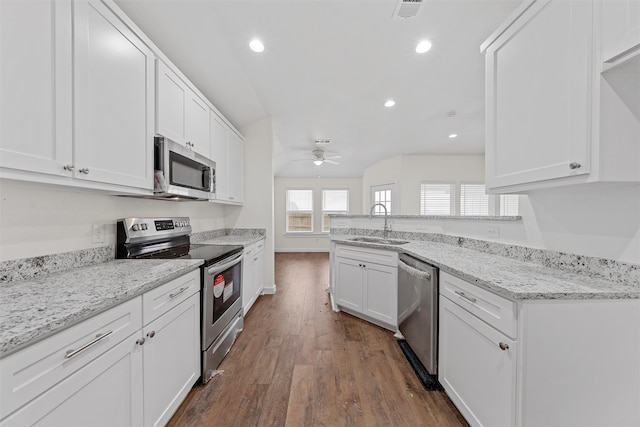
[[142, 292, 200, 427], [439, 271, 640, 427], [332, 244, 398, 329], [439, 296, 516, 427], [242, 240, 265, 315], [0, 270, 202, 427]]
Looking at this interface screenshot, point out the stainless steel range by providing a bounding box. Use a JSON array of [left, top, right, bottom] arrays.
[[116, 217, 244, 383]]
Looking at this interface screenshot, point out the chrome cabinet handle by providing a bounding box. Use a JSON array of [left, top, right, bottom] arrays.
[[169, 287, 188, 299], [229, 196, 235, 200], [63, 165, 74, 171], [65, 330, 113, 359], [136, 337, 145, 345], [78, 168, 89, 174], [569, 162, 581, 169], [146, 331, 156, 338], [454, 290, 477, 304], [499, 342, 509, 351]]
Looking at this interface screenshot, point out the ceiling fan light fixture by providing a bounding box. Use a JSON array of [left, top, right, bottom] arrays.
[[249, 39, 264, 53], [384, 100, 396, 107], [313, 159, 323, 166]]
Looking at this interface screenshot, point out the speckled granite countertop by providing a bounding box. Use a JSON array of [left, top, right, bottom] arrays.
[[199, 235, 264, 246], [332, 236, 639, 301], [0, 259, 203, 358]]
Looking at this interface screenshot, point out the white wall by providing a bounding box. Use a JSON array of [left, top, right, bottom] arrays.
[[274, 177, 362, 252], [224, 118, 276, 290], [361, 154, 485, 215], [0, 179, 225, 261]]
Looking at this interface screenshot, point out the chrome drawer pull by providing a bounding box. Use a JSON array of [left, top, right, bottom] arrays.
[[454, 290, 477, 304], [499, 342, 509, 351], [169, 287, 189, 299], [65, 330, 113, 359]]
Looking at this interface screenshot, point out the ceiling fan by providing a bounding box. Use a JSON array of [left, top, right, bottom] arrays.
[[294, 149, 342, 166]]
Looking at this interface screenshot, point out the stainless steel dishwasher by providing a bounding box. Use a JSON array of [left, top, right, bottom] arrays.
[[397, 253, 439, 377]]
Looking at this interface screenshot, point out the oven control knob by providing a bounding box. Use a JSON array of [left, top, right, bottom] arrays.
[[132, 224, 139, 231], [141, 223, 147, 230], [176, 221, 182, 227]]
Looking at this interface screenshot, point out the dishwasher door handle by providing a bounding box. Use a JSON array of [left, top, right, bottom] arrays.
[[398, 259, 432, 281]]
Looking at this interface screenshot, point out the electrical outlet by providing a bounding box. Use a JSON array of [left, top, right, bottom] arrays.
[[487, 225, 500, 238], [92, 224, 105, 243]]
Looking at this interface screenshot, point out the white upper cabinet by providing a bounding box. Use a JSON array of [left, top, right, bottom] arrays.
[[156, 60, 210, 158], [74, 0, 154, 190], [482, 0, 639, 193], [210, 109, 244, 204], [0, 0, 73, 177], [600, 0, 640, 65]]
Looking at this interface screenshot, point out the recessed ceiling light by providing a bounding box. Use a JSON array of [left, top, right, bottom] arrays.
[[416, 40, 432, 54], [384, 100, 396, 107], [249, 39, 264, 53], [448, 133, 458, 139]]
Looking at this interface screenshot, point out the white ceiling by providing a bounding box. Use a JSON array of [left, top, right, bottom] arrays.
[[115, 0, 521, 178]]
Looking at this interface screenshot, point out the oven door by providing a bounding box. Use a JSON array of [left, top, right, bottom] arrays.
[[202, 252, 243, 349]]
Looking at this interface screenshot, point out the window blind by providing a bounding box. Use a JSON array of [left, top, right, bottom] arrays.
[[500, 194, 519, 216], [322, 189, 349, 232], [460, 184, 488, 216], [420, 183, 454, 215]]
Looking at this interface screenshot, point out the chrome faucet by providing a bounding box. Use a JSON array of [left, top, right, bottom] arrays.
[[369, 203, 390, 239]]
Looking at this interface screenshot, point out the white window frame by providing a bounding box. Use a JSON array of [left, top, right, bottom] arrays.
[[370, 183, 394, 215], [322, 189, 349, 233], [420, 182, 456, 216], [285, 189, 314, 233]]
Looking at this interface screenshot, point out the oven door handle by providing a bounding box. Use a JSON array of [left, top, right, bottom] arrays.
[[207, 252, 244, 275]]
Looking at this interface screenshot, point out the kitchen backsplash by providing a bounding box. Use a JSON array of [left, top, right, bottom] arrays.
[[331, 228, 639, 287], [1, 228, 266, 284]]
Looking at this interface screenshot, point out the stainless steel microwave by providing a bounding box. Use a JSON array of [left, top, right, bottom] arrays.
[[154, 137, 216, 201]]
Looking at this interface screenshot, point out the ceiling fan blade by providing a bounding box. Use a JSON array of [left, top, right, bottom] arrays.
[[324, 159, 340, 165], [324, 154, 342, 159]]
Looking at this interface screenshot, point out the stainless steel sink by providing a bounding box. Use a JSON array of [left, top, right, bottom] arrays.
[[348, 236, 409, 245]]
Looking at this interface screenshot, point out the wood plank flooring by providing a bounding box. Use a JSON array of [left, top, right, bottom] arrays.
[[168, 252, 468, 427]]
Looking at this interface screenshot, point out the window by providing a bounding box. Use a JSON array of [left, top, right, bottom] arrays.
[[500, 194, 519, 216], [286, 189, 313, 232], [420, 183, 455, 215], [460, 183, 488, 216], [322, 189, 349, 232], [371, 184, 392, 215]]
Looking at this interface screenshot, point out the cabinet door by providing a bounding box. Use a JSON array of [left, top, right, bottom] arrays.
[[142, 292, 200, 427], [438, 296, 516, 427], [335, 257, 364, 312], [0, 335, 143, 427], [601, 0, 640, 63], [185, 91, 210, 158], [227, 131, 244, 203], [210, 111, 230, 200], [0, 0, 73, 176], [73, 0, 154, 190], [242, 244, 256, 315], [484, 0, 592, 191], [253, 245, 265, 299], [156, 60, 186, 144], [363, 263, 397, 326]]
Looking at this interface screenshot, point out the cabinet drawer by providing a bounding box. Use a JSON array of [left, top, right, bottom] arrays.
[[0, 297, 142, 418], [143, 269, 200, 325], [335, 244, 398, 267], [440, 271, 517, 338]]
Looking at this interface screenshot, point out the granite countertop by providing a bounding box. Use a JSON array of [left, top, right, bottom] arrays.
[[0, 259, 203, 358], [199, 235, 264, 246], [331, 236, 639, 301]]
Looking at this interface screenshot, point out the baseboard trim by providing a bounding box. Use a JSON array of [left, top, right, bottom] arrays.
[[262, 284, 277, 294]]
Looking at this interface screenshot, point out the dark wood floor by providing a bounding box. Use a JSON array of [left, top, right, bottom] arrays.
[[168, 252, 468, 427]]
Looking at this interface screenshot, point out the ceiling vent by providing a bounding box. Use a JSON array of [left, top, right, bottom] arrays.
[[314, 139, 331, 145], [394, 0, 423, 18]]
